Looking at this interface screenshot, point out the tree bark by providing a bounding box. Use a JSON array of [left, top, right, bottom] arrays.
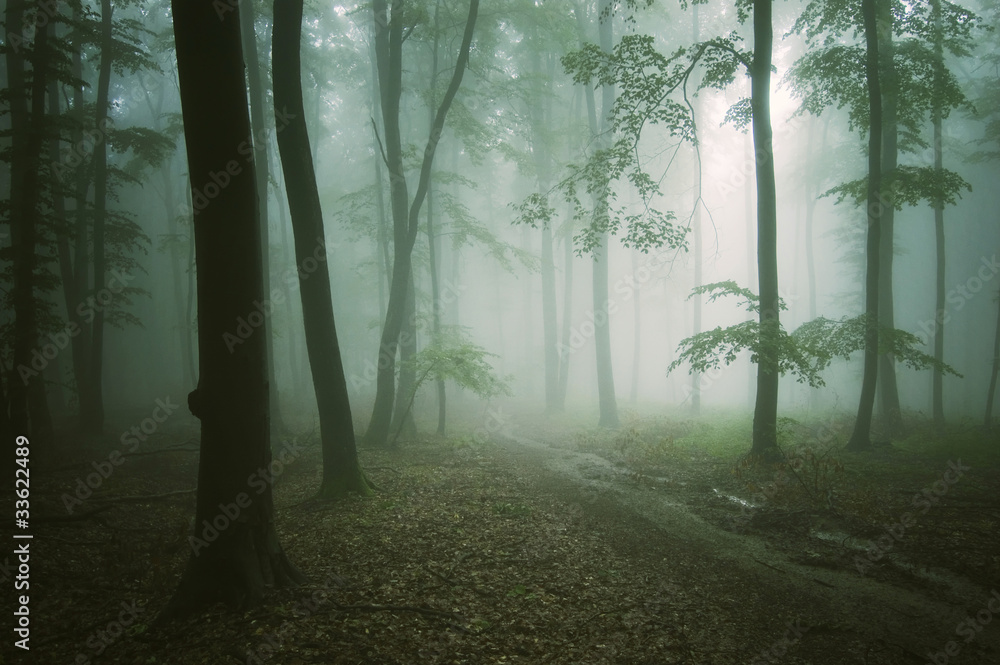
[[875, 0, 903, 435], [846, 0, 883, 452], [161, 0, 303, 621], [590, 0, 619, 428], [931, 0, 947, 427], [750, 0, 779, 457], [273, 0, 373, 497], [240, 0, 286, 436], [985, 290, 1000, 431], [9, 0, 51, 443]]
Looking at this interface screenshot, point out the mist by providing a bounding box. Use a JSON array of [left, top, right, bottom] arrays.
[[2, 0, 999, 663]]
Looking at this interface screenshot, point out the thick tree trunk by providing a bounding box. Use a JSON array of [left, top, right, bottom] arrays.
[[365, 0, 479, 446], [273, 0, 373, 498], [9, 0, 51, 443], [161, 0, 304, 621], [241, 0, 286, 436], [750, 0, 779, 457], [876, 0, 903, 435], [846, 0, 883, 452]]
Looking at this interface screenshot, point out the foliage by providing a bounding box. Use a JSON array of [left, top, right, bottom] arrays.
[[668, 285, 961, 388], [823, 165, 972, 210], [792, 315, 962, 378]]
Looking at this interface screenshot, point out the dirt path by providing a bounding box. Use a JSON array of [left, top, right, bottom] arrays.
[[496, 430, 1000, 665]]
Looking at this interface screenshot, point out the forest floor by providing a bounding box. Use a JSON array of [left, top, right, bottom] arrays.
[[5, 403, 1000, 665]]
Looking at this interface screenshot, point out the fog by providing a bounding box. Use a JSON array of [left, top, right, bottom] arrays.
[[3, 0, 1000, 659]]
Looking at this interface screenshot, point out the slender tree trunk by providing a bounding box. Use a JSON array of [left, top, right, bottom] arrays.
[[68, 6, 97, 425], [272, 0, 373, 497], [557, 218, 574, 410], [630, 249, 640, 404], [931, 0, 947, 427], [364, 0, 479, 446], [744, 130, 756, 409], [985, 290, 1000, 431], [390, 272, 417, 440], [241, 0, 286, 436], [691, 3, 703, 415], [750, 0, 779, 457], [846, 0, 883, 452], [161, 0, 305, 621], [80, 0, 113, 435], [426, 7, 446, 434], [876, 0, 902, 435], [590, 0, 618, 428]]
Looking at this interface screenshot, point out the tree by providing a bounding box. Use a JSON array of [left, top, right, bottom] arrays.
[[273, 0, 373, 498], [846, 0, 882, 451], [161, 0, 303, 619], [789, 0, 979, 434], [364, 0, 479, 447]]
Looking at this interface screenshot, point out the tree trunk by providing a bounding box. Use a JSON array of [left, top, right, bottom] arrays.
[[160, 0, 304, 621], [630, 249, 640, 404], [846, 0, 883, 452], [390, 273, 418, 440], [81, 0, 113, 435], [590, 0, 619, 428], [875, 0, 903, 435], [426, 6, 446, 434], [691, 3, 703, 415], [931, 0, 947, 427], [69, 5, 97, 427], [744, 130, 756, 409], [241, 0, 286, 437], [557, 218, 574, 410], [985, 290, 1000, 431], [9, 0, 51, 443], [273, 0, 373, 498], [750, 0, 780, 457], [364, 0, 479, 446]]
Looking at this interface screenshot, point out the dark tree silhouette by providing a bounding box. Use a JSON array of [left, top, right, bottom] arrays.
[[161, 0, 304, 620], [273, 0, 374, 498]]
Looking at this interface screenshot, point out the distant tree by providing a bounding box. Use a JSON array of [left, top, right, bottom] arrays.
[[273, 0, 373, 498], [789, 0, 979, 435], [162, 0, 303, 619], [364, 0, 479, 447]]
